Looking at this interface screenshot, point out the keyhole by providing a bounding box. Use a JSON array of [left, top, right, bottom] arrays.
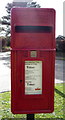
[[20, 80, 22, 83]]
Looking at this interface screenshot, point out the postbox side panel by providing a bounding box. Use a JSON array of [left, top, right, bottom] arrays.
[[11, 50, 55, 114]]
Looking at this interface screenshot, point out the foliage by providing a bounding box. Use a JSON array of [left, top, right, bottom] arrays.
[[56, 35, 65, 52], [0, 2, 40, 47], [0, 83, 64, 119], [1, 2, 40, 37], [27, 2, 40, 8], [6, 36, 10, 46], [1, 3, 13, 37]]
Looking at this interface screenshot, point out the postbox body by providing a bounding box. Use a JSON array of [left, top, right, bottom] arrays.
[[11, 8, 56, 114]]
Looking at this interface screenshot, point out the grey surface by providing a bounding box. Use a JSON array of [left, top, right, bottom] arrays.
[[55, 59, 64, 81], [0, 52, 11, 92]]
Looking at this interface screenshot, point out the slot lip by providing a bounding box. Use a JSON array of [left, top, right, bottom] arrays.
[[11, 48, 56, 51], [15, 26, 52, 33]]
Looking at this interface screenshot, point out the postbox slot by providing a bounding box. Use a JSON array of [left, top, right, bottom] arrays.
[[15, 26, 52, 33]]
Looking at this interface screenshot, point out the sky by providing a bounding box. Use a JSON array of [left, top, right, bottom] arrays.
[[0, 0, 64, 37]]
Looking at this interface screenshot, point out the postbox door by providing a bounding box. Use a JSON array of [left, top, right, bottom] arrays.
[[11, 50, 55, 114]]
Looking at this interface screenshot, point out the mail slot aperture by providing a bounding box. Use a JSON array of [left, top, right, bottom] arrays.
[[15, 26, 52, 33]]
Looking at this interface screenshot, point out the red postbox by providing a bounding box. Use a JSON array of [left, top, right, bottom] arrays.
[[11, 8, 56, 114]]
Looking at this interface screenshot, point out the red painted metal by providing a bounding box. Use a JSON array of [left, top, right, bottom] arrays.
[[11, 8, 56, 114]]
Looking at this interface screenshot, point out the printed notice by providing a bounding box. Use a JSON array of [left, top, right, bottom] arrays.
[[25, 61, 42, 95]]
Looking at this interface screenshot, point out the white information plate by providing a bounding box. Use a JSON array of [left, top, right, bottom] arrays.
[[25, 61, 42, 95]]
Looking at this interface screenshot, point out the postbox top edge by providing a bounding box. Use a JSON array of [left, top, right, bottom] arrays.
[[11, 7, 56, 13]]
